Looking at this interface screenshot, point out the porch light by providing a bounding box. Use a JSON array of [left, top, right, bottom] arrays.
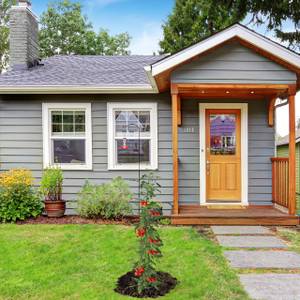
[[226, 91, 230, 94], [201, 90, 205, 94], [250, 91, 255, 94]]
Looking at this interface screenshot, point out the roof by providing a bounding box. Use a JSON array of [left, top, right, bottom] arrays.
[[0, 23, 299, 94], [277, 129, 300, 146], [150, 23, 300, 90], [0, 55, 165, 94]]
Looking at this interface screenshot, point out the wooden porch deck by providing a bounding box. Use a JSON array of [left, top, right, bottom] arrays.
[[171, 205, 299, 225]]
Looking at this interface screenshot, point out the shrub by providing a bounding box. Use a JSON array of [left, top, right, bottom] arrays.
[[77, 177, 132, 219], [40, 167, 63, 200], [0, 169, 42, 223]]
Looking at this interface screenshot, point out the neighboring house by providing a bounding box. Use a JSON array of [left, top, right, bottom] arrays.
[[277, 129, 300, 206], [0, 1, 299, 224]]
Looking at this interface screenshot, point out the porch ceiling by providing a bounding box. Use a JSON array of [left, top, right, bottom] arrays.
[[171, 83, 293, 100]]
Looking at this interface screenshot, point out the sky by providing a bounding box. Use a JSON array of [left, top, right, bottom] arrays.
[[31, 0, 299, 136]]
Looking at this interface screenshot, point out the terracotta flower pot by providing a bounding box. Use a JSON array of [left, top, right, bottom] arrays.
[[44, 200, 65, 218]]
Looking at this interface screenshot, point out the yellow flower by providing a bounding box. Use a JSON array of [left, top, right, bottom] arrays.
[[0, 169, 33, 188]]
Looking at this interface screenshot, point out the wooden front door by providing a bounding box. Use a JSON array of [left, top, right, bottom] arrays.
[[205, 109, 241, 201]]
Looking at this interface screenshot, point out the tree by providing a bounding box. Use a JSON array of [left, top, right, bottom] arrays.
[[160, 0, 246, 54], [160, 0, 300, 54], [0, 0, 16, 73], [217, 0, 300, 52], [39, 0, 130, 57]]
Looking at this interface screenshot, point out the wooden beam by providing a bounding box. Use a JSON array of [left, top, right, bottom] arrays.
[[177, 95, 182, 126], [172, 93, 179, 215], [288, 93, 296, 215], [268, 97, 276, 127]]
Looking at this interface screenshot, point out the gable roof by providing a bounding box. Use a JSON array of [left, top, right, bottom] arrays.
[[150, 23, 300, 78], [277, 129, 300, 146], [0, 55, 164, 94]]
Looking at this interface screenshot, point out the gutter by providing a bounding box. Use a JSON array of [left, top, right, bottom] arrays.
[[0, 85, 158, 94]]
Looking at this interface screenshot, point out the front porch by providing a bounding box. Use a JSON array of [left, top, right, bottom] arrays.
[[172, 205, 299, 225], [170, 83, 299, 225]]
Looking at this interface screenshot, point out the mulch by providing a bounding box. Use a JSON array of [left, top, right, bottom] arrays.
[[115, 271, 178, 298], [16, 215, 139, 225]]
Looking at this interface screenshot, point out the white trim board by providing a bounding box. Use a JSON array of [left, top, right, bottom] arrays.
[[151, 24, 300, 76], [199, 103, 248, 205], [107, 102, 158, 170], [42, 102, 93, 170]]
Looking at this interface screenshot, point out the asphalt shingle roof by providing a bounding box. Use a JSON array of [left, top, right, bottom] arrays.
[[277, 129, 300, 146], [0, 55, 165, 87]]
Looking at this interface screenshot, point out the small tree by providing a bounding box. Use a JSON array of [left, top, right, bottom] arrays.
[[134, 173, 163, 294]]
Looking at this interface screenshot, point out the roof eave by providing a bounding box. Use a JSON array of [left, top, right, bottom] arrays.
[[151, 24, 300, 77], [0, 85, 158, 94]]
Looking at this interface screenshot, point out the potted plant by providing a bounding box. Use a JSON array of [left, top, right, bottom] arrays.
[[40, 167, 65, 217]]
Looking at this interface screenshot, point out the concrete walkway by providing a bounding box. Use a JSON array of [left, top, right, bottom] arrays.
[[211, 226, 300, 300]]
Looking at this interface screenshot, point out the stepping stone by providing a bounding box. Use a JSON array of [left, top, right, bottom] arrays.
[[239, 274, 300, 300], [211, 225, 271, 235], [216, 235, 287, 248], [224, 250, 300, 268]]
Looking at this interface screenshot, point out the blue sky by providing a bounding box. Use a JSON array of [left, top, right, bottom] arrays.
[[32, 0, 174, 54]]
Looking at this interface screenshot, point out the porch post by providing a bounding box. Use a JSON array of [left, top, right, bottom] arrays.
[[288, 91, 296, 215], [172, 91, 179, 215]]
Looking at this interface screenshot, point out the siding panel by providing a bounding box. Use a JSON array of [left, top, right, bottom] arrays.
[[171, 41, 297, 85], [0, 94, 173, 215]]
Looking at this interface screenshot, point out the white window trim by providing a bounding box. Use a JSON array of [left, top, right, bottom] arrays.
[[199, 103, 248, 206], [42, 102, 92, 170], [107, 102, 158, 170]]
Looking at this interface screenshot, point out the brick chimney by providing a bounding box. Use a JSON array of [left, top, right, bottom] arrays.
[[9, 0, 39, 70]]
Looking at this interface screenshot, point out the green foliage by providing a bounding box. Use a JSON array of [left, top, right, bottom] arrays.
[[77, 177, 132, 219], [0, 0, 16, 73], [159, 217, 171, 226], [40, 167, 64, 201], [0, 170, 42, 223], [39, 0, 131, 57], [134, 173, 163, 294], [160, 0, 245, 54], [0, 225, 249, 299]]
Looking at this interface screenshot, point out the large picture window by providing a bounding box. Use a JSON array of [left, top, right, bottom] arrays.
[[43, 103, 92, 170], [108, 103, 158, 170]]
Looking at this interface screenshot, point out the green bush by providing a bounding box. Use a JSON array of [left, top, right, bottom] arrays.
[[77, 177, 133, 219], [0, 169, 42, 223], [40, 167, 64, 200]]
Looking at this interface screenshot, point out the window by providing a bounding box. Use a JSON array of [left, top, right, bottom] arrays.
[[43, 103, 92, 170], [108, 103, 158, 170]]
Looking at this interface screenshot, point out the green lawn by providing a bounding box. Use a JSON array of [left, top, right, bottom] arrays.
[[0, 225, 248, 300], [277, 227, 300, 254]]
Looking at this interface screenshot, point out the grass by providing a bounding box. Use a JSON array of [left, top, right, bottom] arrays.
[[277, 227, 300, 254], [0, 225, 248, 300]]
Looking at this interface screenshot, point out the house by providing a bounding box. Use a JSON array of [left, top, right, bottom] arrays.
[[0, 1, 299, 225], [277, 129, 300, 212]]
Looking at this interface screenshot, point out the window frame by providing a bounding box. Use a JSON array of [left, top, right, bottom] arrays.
[[107, 102, 158, 170], [42, 102, 92, 170]]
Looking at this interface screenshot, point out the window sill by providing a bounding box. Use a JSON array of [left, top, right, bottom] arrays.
[[108, 165, 158, 171], [45, 164, 93, 171]]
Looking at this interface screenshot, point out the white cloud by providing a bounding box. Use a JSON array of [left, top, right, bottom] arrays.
[[129, 22, 163, 55]]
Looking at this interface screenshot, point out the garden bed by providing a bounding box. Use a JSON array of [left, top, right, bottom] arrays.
[[16, 215, 139, 225]]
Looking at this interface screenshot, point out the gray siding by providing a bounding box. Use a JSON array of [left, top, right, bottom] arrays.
[[0, 95, 275, 215], [171, 41, 297, 84], [177, 99, 274, 206], [0, 94, 173, 215]]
